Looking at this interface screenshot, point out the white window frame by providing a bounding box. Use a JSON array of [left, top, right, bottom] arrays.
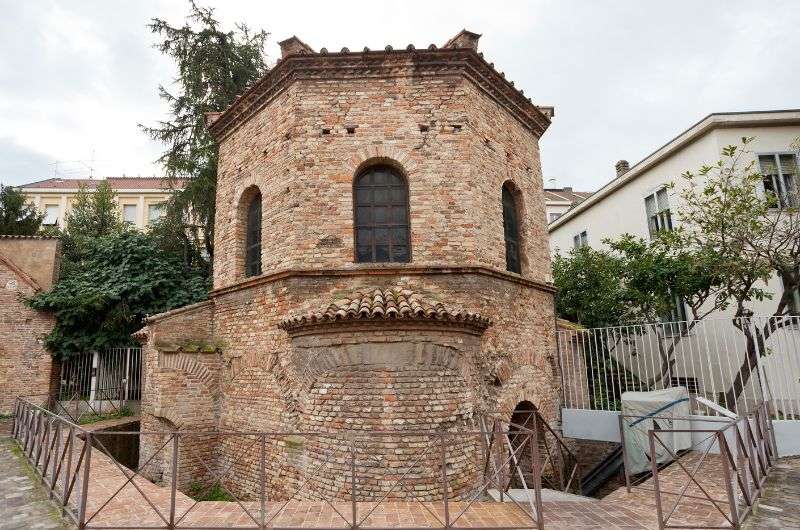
[[644, 186, 673, 238], [573, 229, 588, 249], [148, 202, 166, 224], [757, 151, 798, 209], [548, 212, 562, 223], [122, 204, 138, 225], [43, 204, 60, 226]]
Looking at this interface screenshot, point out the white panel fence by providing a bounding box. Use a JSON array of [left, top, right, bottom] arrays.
[[558, 316, 800, 420]]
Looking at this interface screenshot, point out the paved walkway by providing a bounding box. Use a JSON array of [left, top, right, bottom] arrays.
[[0, 437, 72, 530], [745, 456, 800, 529]]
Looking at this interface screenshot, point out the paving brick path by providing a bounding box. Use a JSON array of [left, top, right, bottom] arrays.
[[0, 437, 72, 529], [745, 456, 800, 529]]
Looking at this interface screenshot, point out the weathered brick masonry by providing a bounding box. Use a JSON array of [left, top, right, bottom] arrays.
[[0, 236, 61, 415], [139, 30, 560, 500]]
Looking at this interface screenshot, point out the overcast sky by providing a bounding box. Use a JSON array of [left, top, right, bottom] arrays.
[[1, 1, 798, 191]]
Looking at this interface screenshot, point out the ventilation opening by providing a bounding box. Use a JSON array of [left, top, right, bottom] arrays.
[[345, 126, 356, 135], [452, 124, 462, 132], [419, 124, 430, 132], [321, 128, 331, 135]]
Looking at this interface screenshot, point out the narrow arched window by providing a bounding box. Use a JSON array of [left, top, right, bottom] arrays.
[[354, 165, 410, 263], [502, 184, 521, 273], [245, 192, 262, 277]]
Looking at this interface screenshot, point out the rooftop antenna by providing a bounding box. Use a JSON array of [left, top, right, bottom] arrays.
[[49, 149, 108, 179]]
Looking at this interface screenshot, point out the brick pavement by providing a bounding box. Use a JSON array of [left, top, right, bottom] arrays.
[[745, 456, 800, 529], [0, 437, 72, 529]]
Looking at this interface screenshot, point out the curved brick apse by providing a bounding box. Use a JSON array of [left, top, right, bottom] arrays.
[[137, 30, 559, 501]]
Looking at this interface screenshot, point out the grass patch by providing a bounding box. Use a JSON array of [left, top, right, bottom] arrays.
[[0, 413, 14, 419], [188, 482, 236, 501], [78, 407, 133, 425]]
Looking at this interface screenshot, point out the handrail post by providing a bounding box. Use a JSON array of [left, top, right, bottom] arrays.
[[441, 434, 450, 528], [63, 425, 74, 515], [350, 439, 357, 529], [531, 418, 544, 530], [648, 430, 665, 529], [11, 399, 19, 438], [78, 432, 93, 529], [260, 434, 266, 529], [719, 432, 740, 529], [619, 414, 631, 493], [50, 420, 61, 498], [169, 432, 179, 528]]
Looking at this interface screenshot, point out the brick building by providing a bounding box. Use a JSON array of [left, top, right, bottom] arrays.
[[0, 236, 61, 414], [137, 30, 560, 499]]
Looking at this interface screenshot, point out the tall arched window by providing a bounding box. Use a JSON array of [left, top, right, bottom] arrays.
[[245, 191, 262, 277], [502, 184, 521, 273], [354, 165, 410, 263]]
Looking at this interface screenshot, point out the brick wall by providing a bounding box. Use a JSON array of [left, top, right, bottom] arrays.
[[0, 237, 60, 415]]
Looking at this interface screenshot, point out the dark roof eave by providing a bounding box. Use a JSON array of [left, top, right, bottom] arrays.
[[206, 48, 551, 141]]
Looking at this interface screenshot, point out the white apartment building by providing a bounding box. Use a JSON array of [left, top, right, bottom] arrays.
[[550, 109, 800, 316], [549, 109, 800, 422]]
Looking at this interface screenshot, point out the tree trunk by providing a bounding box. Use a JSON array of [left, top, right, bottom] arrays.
[[722, 324, 765, 413]]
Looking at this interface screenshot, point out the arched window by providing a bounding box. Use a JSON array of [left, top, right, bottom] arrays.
[[245, 191, 262, 277], [354, 165, 410, 263], [502, 184, 521, 273]]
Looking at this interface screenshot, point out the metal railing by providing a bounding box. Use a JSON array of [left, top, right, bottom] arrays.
[[10, 396, 570, 530], [618, 402, 777, 529], [558, 316, 800, 419], [59, 347, 142, 403]]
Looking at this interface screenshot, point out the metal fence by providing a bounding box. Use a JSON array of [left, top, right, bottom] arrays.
[[10, 396, 582, 530], [558, 316, 800, 419], [59, 347, 142, 405], [618, 402, 777, 529]]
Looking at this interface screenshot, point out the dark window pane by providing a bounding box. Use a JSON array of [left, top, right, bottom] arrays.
[[356, 206, 371, 225], [375, 245, 390, 262], [245, 193, 262, 277], [374, 188, 389, 203], [357, 246, 372, 262], [391, 187, 406, 203], [356, 228, 372, 246], [391, 227, 408, 246], [356, 188, 371, 203], [391, 207, 407, 224], [502, 185, 521, 273], [375, 228, 389, 244], [353, 165, 410, 263], [394, 246, 409, 262]]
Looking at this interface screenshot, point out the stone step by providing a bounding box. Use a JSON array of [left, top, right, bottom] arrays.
[[487, 488, 596, 503]]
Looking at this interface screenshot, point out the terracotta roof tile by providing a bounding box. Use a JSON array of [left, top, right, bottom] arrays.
[[20, 177, 187, 191], [543, 188, 592, 204], [279, 287, 491, 332], [0, 235, 60, 240]]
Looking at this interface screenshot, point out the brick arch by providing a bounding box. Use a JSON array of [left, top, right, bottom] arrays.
[[151, 407, 183, 430], [496, 365, 553, 420], [346, 145, 418, 178], [160, 353, 219, 396]]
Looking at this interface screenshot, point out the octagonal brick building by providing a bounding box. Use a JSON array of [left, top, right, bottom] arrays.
[[137, 30, 559, 500]]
